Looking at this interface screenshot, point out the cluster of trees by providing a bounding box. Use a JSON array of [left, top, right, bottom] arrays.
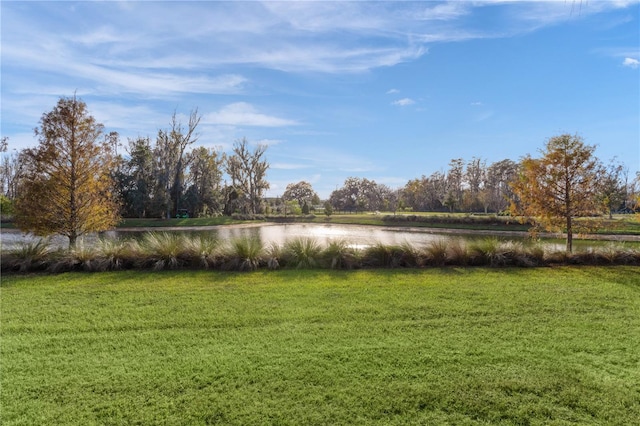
[[115, 126, 268, 219], [1, 96, 270, 247], [400, 158, 518, 214], [1, 96, 639, 252], [326, 158, 520, 215]]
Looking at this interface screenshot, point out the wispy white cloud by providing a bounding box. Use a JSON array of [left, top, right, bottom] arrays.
[[392, 98, 416, 107], [277, 145, 378, 174], [2, 0, 638, 160], [413, 2, 472, 21], [2, 43, 247, 97], [204, 103, 298, 127], [5, 0, 637, 85], [271, 163, 310, 170], [88, 102, 166, 133], [255, 139, 284, 147]]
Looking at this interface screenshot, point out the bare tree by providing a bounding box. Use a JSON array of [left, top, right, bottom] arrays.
[[225, 138, 269, 214], [154, 109, 201, 218]]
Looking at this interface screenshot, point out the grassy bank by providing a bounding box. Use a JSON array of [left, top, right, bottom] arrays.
[[2, 267, 639, 425], [114, 213, 640, 235], [3, 212, 638, 236]]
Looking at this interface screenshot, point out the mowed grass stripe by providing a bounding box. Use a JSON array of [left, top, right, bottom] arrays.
[[2, 267, 639, 425]]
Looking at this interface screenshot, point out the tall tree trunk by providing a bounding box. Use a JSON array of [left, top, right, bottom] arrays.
[[69, 232, 77, 250], [566, 216, 573, 253]]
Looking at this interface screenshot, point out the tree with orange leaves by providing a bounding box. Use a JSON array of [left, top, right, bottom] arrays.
[[510, 134, 604, 253], [15, 95, 119, 249]]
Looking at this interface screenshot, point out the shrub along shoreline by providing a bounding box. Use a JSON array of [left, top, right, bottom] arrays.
[[3, 232, 640, 274]]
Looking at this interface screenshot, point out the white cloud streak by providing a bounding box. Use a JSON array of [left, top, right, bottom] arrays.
[[623, 57, 640, 68], [392, 98, 416, 107], [204, 103, 298, 127]]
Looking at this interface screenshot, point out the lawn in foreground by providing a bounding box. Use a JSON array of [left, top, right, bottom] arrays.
[[2, 267, 639, 425]]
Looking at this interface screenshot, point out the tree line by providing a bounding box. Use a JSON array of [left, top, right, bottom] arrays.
[[113, 113, 269, 220], [1, 96, 639, 252]]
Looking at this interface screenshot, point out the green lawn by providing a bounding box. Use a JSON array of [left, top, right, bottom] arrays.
[[2, 267, 639, 425]]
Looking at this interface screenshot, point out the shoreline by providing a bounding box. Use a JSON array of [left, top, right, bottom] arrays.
[[3, 221, 640, 242]]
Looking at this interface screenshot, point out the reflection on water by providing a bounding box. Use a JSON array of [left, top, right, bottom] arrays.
[[1, 224, 463, 251], [115, 224, 455, 249], [1, 223, 636, 251]]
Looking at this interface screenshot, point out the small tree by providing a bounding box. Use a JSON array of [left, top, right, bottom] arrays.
[[323, 201, 333, 218], [0, 194, 13, 218], [15, 95, 119, 248], [285, 200, 302, 215], [510, 134, 604, 253]]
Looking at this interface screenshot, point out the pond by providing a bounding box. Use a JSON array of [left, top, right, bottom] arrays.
[[2, 223, 638, 252]]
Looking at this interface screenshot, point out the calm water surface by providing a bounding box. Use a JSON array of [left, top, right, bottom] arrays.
[[1, 223, 636, 251], [1, 223, 453, 250]]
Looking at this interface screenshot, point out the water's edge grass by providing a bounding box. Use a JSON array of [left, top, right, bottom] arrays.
[[3, 233, 640, 274]]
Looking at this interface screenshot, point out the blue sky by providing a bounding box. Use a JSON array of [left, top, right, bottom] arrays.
[[1, 1, 639, 198]]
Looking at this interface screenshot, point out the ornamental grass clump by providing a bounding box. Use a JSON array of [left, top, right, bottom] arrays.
[[49, 242, 97, 272], [571, 243, 639, 266], [468, 238, 508, 266], [94, 238, 137, 271], [423, 239, 450, 267], [498, 240, 539, 267], [545, 248, 570, 265], [601, 243, 640, 265], [283, 237, 322, 269], [446, 238, 470, 266], [525, 242, 546, 266], [222, 237, 264, 271], [322, 239, 360, 269], [183, 234, 220, 269], [139, 232, 190, 270], [3, 239, 52, 272], [265, 243, 282, 270], [398, 241, 422, 267], [362, 243, 405, 268]]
